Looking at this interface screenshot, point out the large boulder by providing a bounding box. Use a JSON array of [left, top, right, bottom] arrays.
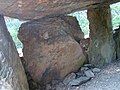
[[0, 15, 29, 90], [0, 0, 119, 20], [18, 16, 86, 85]]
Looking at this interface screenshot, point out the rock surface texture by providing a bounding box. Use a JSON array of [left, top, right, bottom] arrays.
[[0, 0, 119, 20], [0, 15, 29, 90], [18, 16, 86, 85], [42, 64, 100, 90], [87, 5, 116, 67]]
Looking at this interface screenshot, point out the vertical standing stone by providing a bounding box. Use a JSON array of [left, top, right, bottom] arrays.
[[0, 15, 29, 90], [87, 5, 116, 67]]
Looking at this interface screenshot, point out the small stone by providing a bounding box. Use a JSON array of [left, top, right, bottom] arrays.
[[116, 69, 120, 72], [80, 67, 89, 71], [68, 77, 90, 86], [46, 84, 51, 90], [56, 86, 63, 90], [63, 73, 76, 85], [67, 86, 79, 90], [76, 72, 85, 77], [84, 70, 95, 78], [84, 64, 92, 67], [84, 64, 94, 69], [52, 80, 59, 85], [92, 68, 101, 73], [55, 83, 65, 90]]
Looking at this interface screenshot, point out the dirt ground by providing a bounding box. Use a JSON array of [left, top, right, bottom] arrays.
[[77, 60, 120, 90]]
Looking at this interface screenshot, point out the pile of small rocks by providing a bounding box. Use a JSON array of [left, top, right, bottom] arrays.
[[23, 62, 101, 90], [44, 64, 101, 90]]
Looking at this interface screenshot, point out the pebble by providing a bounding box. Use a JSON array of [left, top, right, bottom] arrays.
[[76, 72, 86, 77], [46, 84, 51, 90], [68, 76, 90, 86], [92, 68, 101, 73], [84, 70, 95, 78], [63, 73, 76, 85], [55, 83, 65, 90], [80, 67, 89, 71], [84, 64, 94, 69]]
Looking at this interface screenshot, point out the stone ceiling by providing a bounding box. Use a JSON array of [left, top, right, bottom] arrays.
[[0, 0, 120, 20]]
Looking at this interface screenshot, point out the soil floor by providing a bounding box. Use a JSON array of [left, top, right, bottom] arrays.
[[75, 60, 120, 90]]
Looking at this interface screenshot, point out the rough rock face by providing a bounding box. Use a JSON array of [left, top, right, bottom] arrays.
[[0, 15, 29, 90], [87, 5, 116, 67], [18, 16, 86, 85], [59, 16, 84, 41], [0, 0, 119, 20]]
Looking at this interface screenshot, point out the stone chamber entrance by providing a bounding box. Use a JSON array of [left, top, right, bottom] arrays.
[[0, 1, 120, 90]]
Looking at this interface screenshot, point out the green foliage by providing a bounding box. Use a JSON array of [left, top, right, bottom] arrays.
[[110, 2, 120, 29], [5, 17, 23, 48], [68, 10, 89, 35], [9, 26, 23, 48]]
